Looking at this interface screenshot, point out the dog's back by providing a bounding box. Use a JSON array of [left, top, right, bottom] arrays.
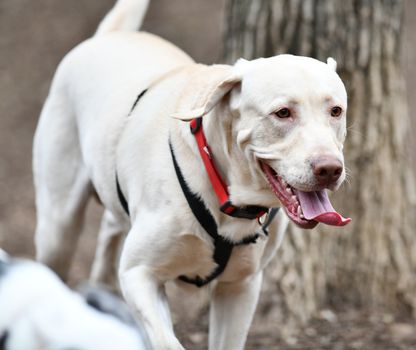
[[33, 0, 195, 280]]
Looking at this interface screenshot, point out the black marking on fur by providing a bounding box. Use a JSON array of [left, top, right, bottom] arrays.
[[80, 285, 136, 327], [0, 331, 8, 350], [79, 284, 152, 348], [128, 89, 148, 116]]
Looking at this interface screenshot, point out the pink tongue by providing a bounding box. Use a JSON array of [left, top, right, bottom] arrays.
[[296, 190, 351, 227]]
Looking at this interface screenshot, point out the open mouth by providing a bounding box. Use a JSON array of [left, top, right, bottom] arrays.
[[260, 162, 351, 229]]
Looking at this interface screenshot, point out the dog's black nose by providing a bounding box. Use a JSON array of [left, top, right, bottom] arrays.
[[311, 156, 343, 185]]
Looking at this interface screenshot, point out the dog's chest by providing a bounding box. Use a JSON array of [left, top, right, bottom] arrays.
[[218, 238, 266, 283], [153, 231, 267, 284]]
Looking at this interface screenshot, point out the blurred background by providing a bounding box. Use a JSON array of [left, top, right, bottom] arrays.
[[1, 0, 416, 349]]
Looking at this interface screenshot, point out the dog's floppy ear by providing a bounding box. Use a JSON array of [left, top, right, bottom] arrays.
[[171, 64, 241, 121]]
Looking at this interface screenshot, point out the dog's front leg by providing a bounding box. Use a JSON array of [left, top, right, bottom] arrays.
[[209, 272, 263, 350], [119, 229, 184, 350], [120, 264, 184, 350]]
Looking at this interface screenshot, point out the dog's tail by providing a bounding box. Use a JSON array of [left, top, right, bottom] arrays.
[[95, 0, 149, 36]]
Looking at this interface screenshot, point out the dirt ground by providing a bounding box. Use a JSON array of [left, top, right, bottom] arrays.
[[178, 308, 416, 350], [1, 1, 416, 349]]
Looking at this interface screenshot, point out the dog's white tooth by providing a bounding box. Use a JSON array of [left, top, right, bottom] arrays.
[[298, 206, 305, 219], [291, 195, 297, 202], [286, 188, 292, 194]]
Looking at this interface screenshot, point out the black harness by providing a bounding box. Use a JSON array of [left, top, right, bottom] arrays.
[[169, 142, 278, 286], [116, 89, 279, 287]]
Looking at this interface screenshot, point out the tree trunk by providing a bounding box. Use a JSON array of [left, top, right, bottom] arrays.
[[224, 0, 416, 333]]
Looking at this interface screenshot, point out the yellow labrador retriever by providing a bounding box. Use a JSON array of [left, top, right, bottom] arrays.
[[33, 0, 350, 349]]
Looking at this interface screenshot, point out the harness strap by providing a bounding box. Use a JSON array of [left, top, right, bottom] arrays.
[[170, 141, 270, 287], [128, 89, 148, 116], [170, 141, 236, 287], [115, 88, 150, 216], [116, 174, 129, 216], [262, 207, 279, 235]]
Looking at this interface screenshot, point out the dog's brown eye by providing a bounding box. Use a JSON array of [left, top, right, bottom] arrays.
[[275, 108, 291, 119], [331, 106, 342, 117]]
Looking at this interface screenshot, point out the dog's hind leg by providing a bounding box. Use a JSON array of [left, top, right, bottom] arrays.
[[33, 92, 92, 281], [90, 210, 127, 288]]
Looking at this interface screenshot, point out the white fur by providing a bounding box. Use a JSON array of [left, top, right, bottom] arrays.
[[0, 257, 148, 350], [96, 0, 149, 35], [327, 57, 337, 71], [33, 1, 348, 349]]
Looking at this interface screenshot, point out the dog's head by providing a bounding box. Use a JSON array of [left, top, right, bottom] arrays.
[[173, 55, 350, 229]]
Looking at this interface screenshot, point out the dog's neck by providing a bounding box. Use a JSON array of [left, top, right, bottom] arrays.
[[195, 101, 278, 209], [171, 101, 278, 242]]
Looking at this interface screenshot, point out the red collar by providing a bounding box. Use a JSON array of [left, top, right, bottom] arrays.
[[189, 118, 268, 220]]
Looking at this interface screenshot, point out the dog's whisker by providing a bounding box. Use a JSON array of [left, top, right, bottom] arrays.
[[347, 122, 363, 136]]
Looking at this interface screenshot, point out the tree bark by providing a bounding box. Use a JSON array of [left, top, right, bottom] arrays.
[[224, 0, 416, 332]]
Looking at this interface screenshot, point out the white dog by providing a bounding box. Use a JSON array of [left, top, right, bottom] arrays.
[[33, 0, 350, 349], [0, 250, 150, 350]]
